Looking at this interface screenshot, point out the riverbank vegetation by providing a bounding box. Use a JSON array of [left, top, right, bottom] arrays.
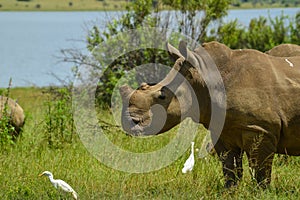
[[0, 0, 299, 11], [1, 87, 300, 199]]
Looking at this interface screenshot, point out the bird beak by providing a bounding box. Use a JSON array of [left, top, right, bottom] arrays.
[[38, 173, 43, 177]]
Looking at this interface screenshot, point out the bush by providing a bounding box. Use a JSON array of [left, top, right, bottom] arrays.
[[63, 0, 300, 106], [207, 11, 300, 52], [0, 80, 16, 149], [43, 86, 75, 149], [290, 12, 300, 44], [67, 0, 230, 106], [0, 103, 15, 148]]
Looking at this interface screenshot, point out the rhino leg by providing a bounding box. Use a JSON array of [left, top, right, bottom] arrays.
[[235, 150, 244, 181], [247, 152, 274, 188], [215, 141, 244, 188], [243, 132, 276, 188], [223, 149, 244, 188]]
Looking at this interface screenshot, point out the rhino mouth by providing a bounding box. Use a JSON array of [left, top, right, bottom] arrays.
[[121, 110, 148, 136], [121, 106, 167, 136], [128, 116, 148, 135]]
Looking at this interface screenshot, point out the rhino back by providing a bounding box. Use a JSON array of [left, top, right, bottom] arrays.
[[225, 51, 300, 116], [0, 96, 25, 133]]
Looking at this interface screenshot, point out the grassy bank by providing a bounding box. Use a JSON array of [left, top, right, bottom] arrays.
[[0, 0, 299, 11], [1, 87, 300, 199], [0, 0, 129, 11]]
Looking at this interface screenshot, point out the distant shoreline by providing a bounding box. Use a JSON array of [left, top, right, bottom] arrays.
[[0, 0, 129, 11], [0, 0, 299, 12]]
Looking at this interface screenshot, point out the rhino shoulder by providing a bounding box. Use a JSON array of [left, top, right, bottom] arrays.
[[201, 41, 232, 61], [193, 41, 232, 69]]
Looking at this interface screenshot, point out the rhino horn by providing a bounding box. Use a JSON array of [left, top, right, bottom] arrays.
[[166, 42, 184, 61], [119, 85, 134, 101]]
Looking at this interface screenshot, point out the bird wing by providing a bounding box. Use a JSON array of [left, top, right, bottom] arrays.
[[182, 153, 195, 173], [183, 154, 194, 167], [182, 142, 195, 173], [56, 179, 75, 193]]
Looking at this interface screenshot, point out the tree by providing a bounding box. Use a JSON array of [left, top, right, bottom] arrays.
[[290, 12, 300, 44], [162, 0, 231, 41], [63, 0, 300, 106], [63, 0, 231, 106], [207, 11, 300, 52]]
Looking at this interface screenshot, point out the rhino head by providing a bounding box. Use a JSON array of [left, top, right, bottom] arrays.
[[119, 41, 211, 136]]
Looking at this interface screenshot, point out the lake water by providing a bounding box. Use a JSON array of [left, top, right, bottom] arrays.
[[0, 8, 299, 87]]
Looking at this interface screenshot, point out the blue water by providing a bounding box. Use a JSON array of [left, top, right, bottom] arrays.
[[0, 11, 122, 87], [0, 8, 299, 87], [226, 7, 299, 25]]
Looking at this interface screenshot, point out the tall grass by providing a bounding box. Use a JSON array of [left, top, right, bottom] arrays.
[[43, 87, 75, 149], [1, 87, 300, 199], [0, 80, 15, 147]]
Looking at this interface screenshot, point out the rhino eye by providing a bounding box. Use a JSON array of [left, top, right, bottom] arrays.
[[158, 87, 166, 100], [158, 93, 165, 100]]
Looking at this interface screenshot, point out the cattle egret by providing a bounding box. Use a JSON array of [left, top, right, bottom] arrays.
[[39, 171, 78, 199], [182, 142, 195, 173]]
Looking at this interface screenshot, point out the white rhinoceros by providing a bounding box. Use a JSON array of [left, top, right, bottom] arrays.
[[120, 41, 300, 188]]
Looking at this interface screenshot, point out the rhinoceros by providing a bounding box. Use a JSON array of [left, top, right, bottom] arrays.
[[0, 96, 25, 138], [266, 43, 300, 57], [119, 41, 300, 188]]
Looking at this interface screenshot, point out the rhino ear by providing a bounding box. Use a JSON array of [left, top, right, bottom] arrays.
[[119, 85, 134, 100], [178, 40, 188, 59], [178, 40, 199, 69], [166, 42, 183, 61]]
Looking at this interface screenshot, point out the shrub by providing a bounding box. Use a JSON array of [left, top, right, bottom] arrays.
[[71, 0, 230, 106], [63, 0, 300, 106], [43, 86, 75, 149], [290, 11, 300, 45], [207, 11, 300, 52], [0, 79, 16, 149]]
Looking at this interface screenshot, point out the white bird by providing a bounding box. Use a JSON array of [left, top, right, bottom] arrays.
[[39, 171, 78, 199], [182, 142, 195, 173]]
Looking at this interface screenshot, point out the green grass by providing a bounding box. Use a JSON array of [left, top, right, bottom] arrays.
[[1, 87, 300, 199], [0, 0, 129, 11]]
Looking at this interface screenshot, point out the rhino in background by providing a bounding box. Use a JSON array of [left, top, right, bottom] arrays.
[[119, 41, 300, 188], [0, 96, 25, 138], [266, 43, 300, 57]]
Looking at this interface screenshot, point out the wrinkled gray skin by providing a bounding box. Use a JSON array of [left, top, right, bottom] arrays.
[[0, 96, 25, 137], [120, 41, 300, 188]]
